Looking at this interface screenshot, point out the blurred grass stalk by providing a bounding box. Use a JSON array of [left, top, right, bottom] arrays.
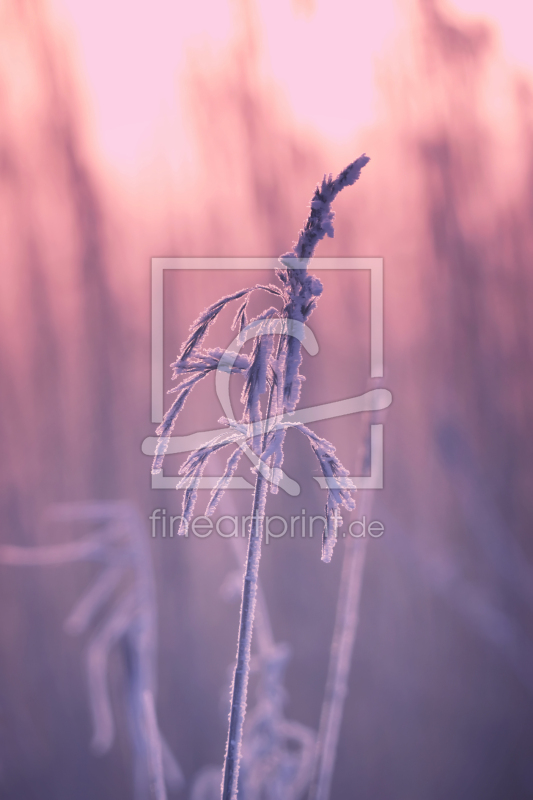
[[308, 414, 377, 800], [0, 501, 183, 800], [307, 495, 371, 800]]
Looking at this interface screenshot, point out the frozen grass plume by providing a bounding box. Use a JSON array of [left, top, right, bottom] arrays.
[[0, 501, 183, 800], [151, 154, 370, 799]]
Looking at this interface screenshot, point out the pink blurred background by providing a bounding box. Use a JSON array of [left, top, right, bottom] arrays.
[[1, 0, 533, 797]]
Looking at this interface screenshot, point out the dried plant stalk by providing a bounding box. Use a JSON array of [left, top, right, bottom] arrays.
[[308, 491, 372, 800], [150, 155, 369, 800], [221, 157, 369, 799]]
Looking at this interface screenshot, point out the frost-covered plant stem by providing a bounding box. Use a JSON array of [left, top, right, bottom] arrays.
[[307, 493, 371, 800], [149, 156, 368, 800], [309, 396, 384, 800], [222, 470, 269, 799], [221, 154, 369, 800]]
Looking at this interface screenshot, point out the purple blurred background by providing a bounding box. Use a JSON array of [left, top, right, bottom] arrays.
[[1, 0, 532, 797]]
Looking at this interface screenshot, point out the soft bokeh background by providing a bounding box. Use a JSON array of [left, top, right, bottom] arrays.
[[1, 0, 533, 797]]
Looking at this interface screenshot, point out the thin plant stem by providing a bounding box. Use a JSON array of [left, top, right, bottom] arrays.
[[222, 470, 269, 800], [307, 490, 372, 800], [144, 157, 367, 799], [230, 535, 275, 653], [221, 330, 282, 799], [141, 690, 166, 800], [196, 156, 368, 799]]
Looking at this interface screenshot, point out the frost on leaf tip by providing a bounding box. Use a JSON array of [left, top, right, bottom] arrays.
[[205, 446, 244, 516], [288, 154, 370, 262]]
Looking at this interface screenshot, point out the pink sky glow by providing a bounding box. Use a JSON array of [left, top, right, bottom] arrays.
[[49, 0, 533, 177]]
